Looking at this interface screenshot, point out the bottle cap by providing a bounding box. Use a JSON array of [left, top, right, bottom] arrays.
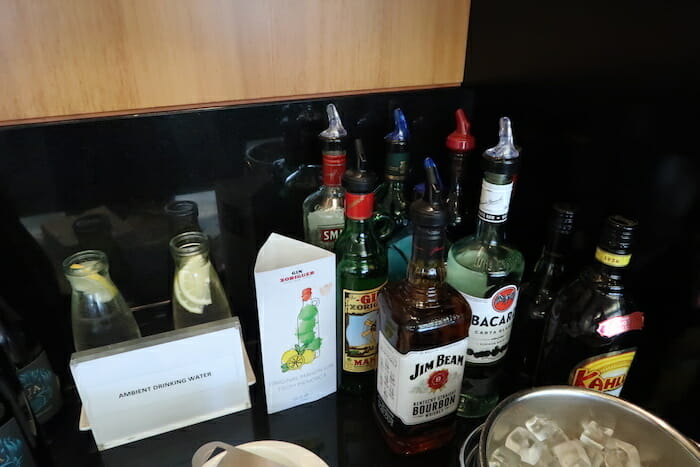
[[319, 103, 347, 140], [342, 139, 378, 194], [410, 158, 447, 228], [446, 109, 476, 152], [549, 203, 576, 234], [385, 108, 410, 143], [482, 117, 520, 175], [598, 215, 637, 255], [164, 200, 199, 219]]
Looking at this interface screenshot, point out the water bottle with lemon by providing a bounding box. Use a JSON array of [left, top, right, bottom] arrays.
[[170, 232, 232, 329], [63, 250, 141, 351]]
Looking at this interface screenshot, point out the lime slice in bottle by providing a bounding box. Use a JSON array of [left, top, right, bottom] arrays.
[[174, 257, 212, 314], [68, 261, 117, 303]]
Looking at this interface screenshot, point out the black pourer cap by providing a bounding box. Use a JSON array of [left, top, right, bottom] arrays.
[[410, 157, 447, 228], [549, 203, 576, 234], [342, 139, 378, 194], [598, 214, 637, 255]]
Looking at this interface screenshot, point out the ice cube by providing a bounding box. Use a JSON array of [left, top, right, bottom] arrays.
[[580, 420, 615, 450], [583, 444, 604, 467], [525, 415, 569, 445], [489, 446, 522, 466], [552, 440, 592, 467], [603, 438, 641, 467], [506, 426, 538, 454], [522, 442, 556, 466]]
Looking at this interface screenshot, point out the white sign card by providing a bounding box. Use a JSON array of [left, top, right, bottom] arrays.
[[70, 318, 252, 450], [254, 233, 337, 414]]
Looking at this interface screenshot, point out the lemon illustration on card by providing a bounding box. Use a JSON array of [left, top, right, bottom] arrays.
[[281, 288, 322, 372]]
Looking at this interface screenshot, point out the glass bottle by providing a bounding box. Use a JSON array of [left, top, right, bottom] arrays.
[[0, 296, 62, 424], [446, 117, 525, 417], [303, 103, 347, 251], [375, 108, 410, 235], [444, 109, 476, 243], [63, 250, 141, 351], [535, 215, 644, 397], [374, 158, 471, 455], [170, 232, 232, 329], [165, 200, 202, 236], [335, 139, 388, 394]]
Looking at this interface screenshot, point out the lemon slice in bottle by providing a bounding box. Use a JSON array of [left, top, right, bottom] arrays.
[[174, 257, 212, 314], [68, 261, 117, 303]]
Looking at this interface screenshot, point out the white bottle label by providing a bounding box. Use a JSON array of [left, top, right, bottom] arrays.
[[478, 180, 513, 223], [460, 285, 519, 364], [376, 333, 468, 426]]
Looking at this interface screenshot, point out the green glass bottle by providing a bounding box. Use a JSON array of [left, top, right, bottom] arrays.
[[446, 117, 525, 417], [336, 139, 388, 394], [375, 108, 410, 234]]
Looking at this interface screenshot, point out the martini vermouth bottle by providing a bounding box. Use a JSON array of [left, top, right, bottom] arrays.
[[446, 117, 525, 418]]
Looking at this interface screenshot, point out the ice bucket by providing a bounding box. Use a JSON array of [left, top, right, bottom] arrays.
[[461, 386, 700, 466]]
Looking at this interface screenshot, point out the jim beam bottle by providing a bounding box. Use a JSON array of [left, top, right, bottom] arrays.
[[335, 139, 387, 394], [374, 158, 471, 455], [536, 215, 644, 396]]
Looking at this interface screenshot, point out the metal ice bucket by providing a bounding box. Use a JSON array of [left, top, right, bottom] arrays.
[[461, 386, 700, 466]]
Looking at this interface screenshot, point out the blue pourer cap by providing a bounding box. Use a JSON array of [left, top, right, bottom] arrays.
[[385, 108, 410, 143]]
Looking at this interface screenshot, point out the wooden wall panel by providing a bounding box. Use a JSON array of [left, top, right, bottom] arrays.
[[0, 0, 470, 125]]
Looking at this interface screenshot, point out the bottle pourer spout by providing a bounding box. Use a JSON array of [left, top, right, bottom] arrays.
[[484, 116, 519, 161], [385, 108, 410, 143], [354, 138, 367, 171], [424, 157, 441, 205], [319, 103, 347, 139]]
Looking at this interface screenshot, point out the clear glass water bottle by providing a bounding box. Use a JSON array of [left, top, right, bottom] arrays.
[[63, 250, 141, 351], [170, 232, 232, 329]]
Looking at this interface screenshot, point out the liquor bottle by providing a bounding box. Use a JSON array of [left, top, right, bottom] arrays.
[[63, 250, 141, 351], [335, 139, 387, 394], [170, 232, 232, 329], [0, 296, 62, 424], [374, 158, 471, 455], [446, 117, 524, 417], [165, 200, 202, 236], [0, 348, 53, 466], [375, 108, 410, 235], [303, 103, 347, 251], [535, 215, 644, 396], [444, 109, 476, 243], [507, 204, 576, 390]]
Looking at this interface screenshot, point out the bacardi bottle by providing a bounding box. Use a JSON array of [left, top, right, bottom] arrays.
[[446, 117, 524, 417], [535, 215, 644, 397], [303, 104, 347, 251], [335, 140, 387, 394], [375, 158, 471, 455]]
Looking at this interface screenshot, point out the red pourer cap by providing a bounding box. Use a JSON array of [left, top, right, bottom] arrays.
[[446, 109, 476, 152]]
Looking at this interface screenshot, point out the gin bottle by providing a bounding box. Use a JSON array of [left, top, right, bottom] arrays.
[[446, 117, 524, 417], [444, 109, 476, 243], [375, 108, 410, 234], [335, 140, 387, 394], [375, 158, 471, 455], [535, 215, 643, 397], [303, 103, 347, 251]]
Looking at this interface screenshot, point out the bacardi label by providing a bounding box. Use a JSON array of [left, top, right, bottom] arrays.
[[376, 333, 468, 426], [460, 285, 518, 364], [342, 284, 384, 372], [569, 349, 636, 397], [477, 180, 513, 223]]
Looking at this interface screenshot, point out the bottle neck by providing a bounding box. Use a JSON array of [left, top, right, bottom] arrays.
[[407, 225, 446, 289], [345, 192, 374, 221], [475, 172, 513, 245], [593, 246, 630, 279], [322, 151, 346, 187], [447, 151, 466, 190], [384, 143, 409, 182]]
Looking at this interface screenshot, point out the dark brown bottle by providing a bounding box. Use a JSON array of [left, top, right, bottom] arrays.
[[535, 215, 643, 396], [507, 204, 576, 390], [374, 158, 471, 455]]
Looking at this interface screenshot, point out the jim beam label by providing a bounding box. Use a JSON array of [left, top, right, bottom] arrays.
[[477, 180, 513, 223], [376, 333, 468, 426], [569, 349, 636, 397], [460, 285, 518, 364], [342, 284, 384, 372]]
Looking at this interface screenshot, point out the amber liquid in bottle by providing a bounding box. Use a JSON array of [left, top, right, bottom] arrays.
[[374, 158, 471, 455]]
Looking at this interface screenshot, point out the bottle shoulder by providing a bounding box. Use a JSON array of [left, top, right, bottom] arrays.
[[448, 236, 525, 275]]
